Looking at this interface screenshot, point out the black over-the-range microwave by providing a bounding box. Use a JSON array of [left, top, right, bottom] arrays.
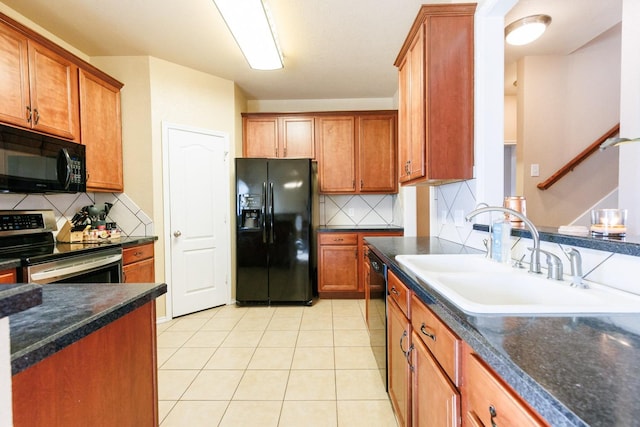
[[0, 124, 86, 194]]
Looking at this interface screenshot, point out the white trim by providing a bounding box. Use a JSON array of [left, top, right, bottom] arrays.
[[161, 121, 231, 320]]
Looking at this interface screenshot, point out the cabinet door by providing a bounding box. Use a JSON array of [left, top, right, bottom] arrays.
[[0, 23, 30, 128], [28, 40, 79, 140], [317, 116, 356, 193], [462, 348, 549, 427], [388, 297, 411, 427], [358, 114, 397, 193], [412, 330, 460, 427], [244, 117, 278, 158], [123, 258, 155, 283], [280, 116, 314, 158], [317, 244, 358, 293], [0, 268, 17, 284], [407, 25, 425, 181], [80, 69, 123, 192]]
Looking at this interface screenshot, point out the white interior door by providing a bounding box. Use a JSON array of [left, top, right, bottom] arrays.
[[163, 122, 230, 317]]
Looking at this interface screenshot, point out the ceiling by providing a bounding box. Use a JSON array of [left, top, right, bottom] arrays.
[[0, 0, 623, 101]]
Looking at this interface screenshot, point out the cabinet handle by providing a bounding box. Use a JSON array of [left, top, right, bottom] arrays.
[[406, 343, 415, 372], [333, 238, 343, 242], [420, 323, 436, 341], [360, 179, 363, 189], [284, 147, 287, 157], [389, 287, 399, 296], [33, 108, 40, 125], [399, 330, 409, 356], [26, 106, 32, 123], [489, 405, 498, 427]]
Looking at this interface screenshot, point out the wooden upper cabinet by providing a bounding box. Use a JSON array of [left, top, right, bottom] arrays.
[[358, 114, 397, 193], [280, 116, 315, 158], [317, 115, 356, 193], [0, 23, 30, 128], [242, 114, 315, 158], [80, 69, 124, 192], [244, 116, 278, 157], [28, 40, 79, 140], [395, 4, 475, 185], [318, 111, 397, 194], [0, 22, 79, 141]]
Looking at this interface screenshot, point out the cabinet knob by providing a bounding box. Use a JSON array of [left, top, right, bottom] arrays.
[[26, 106, 32, 123], [173, 230, 182, 237], [33, 108, 40, 125]]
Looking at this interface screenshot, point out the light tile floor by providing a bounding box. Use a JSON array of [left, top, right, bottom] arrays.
[[156, 298, 398, 427]]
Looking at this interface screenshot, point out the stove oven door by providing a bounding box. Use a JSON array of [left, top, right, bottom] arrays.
[[24, 248, 123, 284]]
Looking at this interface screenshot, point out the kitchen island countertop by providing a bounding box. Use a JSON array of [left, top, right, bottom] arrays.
[[366, 236, 640, 427], [9, 282, 166, 375]]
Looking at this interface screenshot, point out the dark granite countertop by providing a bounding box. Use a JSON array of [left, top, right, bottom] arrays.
[[317, 225, 404, 232], [9, 282, 167, 375], [0, 284, 41, 318], [365, 236, 640, 427]]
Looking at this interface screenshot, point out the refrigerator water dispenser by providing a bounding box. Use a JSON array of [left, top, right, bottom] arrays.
[[239, 194, 262, 229]]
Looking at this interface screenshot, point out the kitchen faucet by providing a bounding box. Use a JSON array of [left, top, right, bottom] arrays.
[[465, 206, 542, 274]]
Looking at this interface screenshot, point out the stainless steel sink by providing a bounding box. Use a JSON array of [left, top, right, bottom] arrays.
[[396, 254, 640, 315]]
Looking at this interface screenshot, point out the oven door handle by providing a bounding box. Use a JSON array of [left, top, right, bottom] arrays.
[[29, 253, 122, 283]]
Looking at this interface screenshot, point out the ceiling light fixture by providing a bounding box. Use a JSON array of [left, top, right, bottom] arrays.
[[505, 14, 552, 46], [213, 0, 284, 70]]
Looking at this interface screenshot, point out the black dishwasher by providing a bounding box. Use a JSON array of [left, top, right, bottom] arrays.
[[366, 247, 388, 390]]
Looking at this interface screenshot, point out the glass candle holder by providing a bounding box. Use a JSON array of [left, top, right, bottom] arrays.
[[590, 209, 628, 236]]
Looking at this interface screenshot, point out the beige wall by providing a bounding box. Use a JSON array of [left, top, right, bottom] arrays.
[[516, 26, 621, 227], [90, 56, 240, 317], [247, 98, 395, 113]]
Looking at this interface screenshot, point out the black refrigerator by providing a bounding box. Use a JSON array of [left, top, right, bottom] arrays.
[[235, 158, 313, 305]]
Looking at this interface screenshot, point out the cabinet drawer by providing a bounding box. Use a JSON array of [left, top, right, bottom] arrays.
[[387, 270, 410, 318], [411, 294, 460, 386], [123, 242, 154, 265], [463, 348, 549, 427], [318, 232, 358, 245]]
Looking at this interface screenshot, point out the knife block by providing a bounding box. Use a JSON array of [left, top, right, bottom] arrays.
[[56, 221, 85, 243]]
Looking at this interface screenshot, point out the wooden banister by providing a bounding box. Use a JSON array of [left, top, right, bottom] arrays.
[[537, 123, 620, 190]]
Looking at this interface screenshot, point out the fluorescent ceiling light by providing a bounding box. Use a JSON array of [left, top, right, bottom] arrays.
[[213, 0, 283, 70], [505, 14, 552, 46]]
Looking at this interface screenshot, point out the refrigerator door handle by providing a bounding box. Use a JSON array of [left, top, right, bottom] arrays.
[[269, 182, 275, 244], [262, 181, 267, 243]]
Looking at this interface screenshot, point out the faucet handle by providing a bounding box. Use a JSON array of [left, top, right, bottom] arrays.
[[530, 248, 563, 280]]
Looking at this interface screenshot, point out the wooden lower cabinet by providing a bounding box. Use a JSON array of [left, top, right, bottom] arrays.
[[122, 242, 155, 283], [461, 343, 549, 427], [412, 330, 460, 427], [319, 230, 403, 299], [12, 301, 159, 427], [388, 293, 411, 427], [0, 268, 17, 284], [317, 232, 358, 297]]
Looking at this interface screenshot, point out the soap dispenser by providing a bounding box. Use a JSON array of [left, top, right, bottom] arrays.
[[491, 216, 512, 263]]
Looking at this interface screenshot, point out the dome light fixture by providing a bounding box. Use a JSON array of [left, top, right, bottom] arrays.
[[505, 14, 552, 46]]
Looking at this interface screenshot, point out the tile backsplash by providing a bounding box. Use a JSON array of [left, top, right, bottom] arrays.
[[0, 193, 154, 238], [433, 179, 640, 295], [319, 194, 401, 227]]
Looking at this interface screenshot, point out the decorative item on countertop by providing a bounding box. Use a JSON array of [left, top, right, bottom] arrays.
[[503, 196, 526, 223], [57, 203, 120, 242], [590, 209, 627, 236]]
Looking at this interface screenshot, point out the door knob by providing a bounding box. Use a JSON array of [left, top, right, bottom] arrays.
[[173, 230, 182, 237]]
